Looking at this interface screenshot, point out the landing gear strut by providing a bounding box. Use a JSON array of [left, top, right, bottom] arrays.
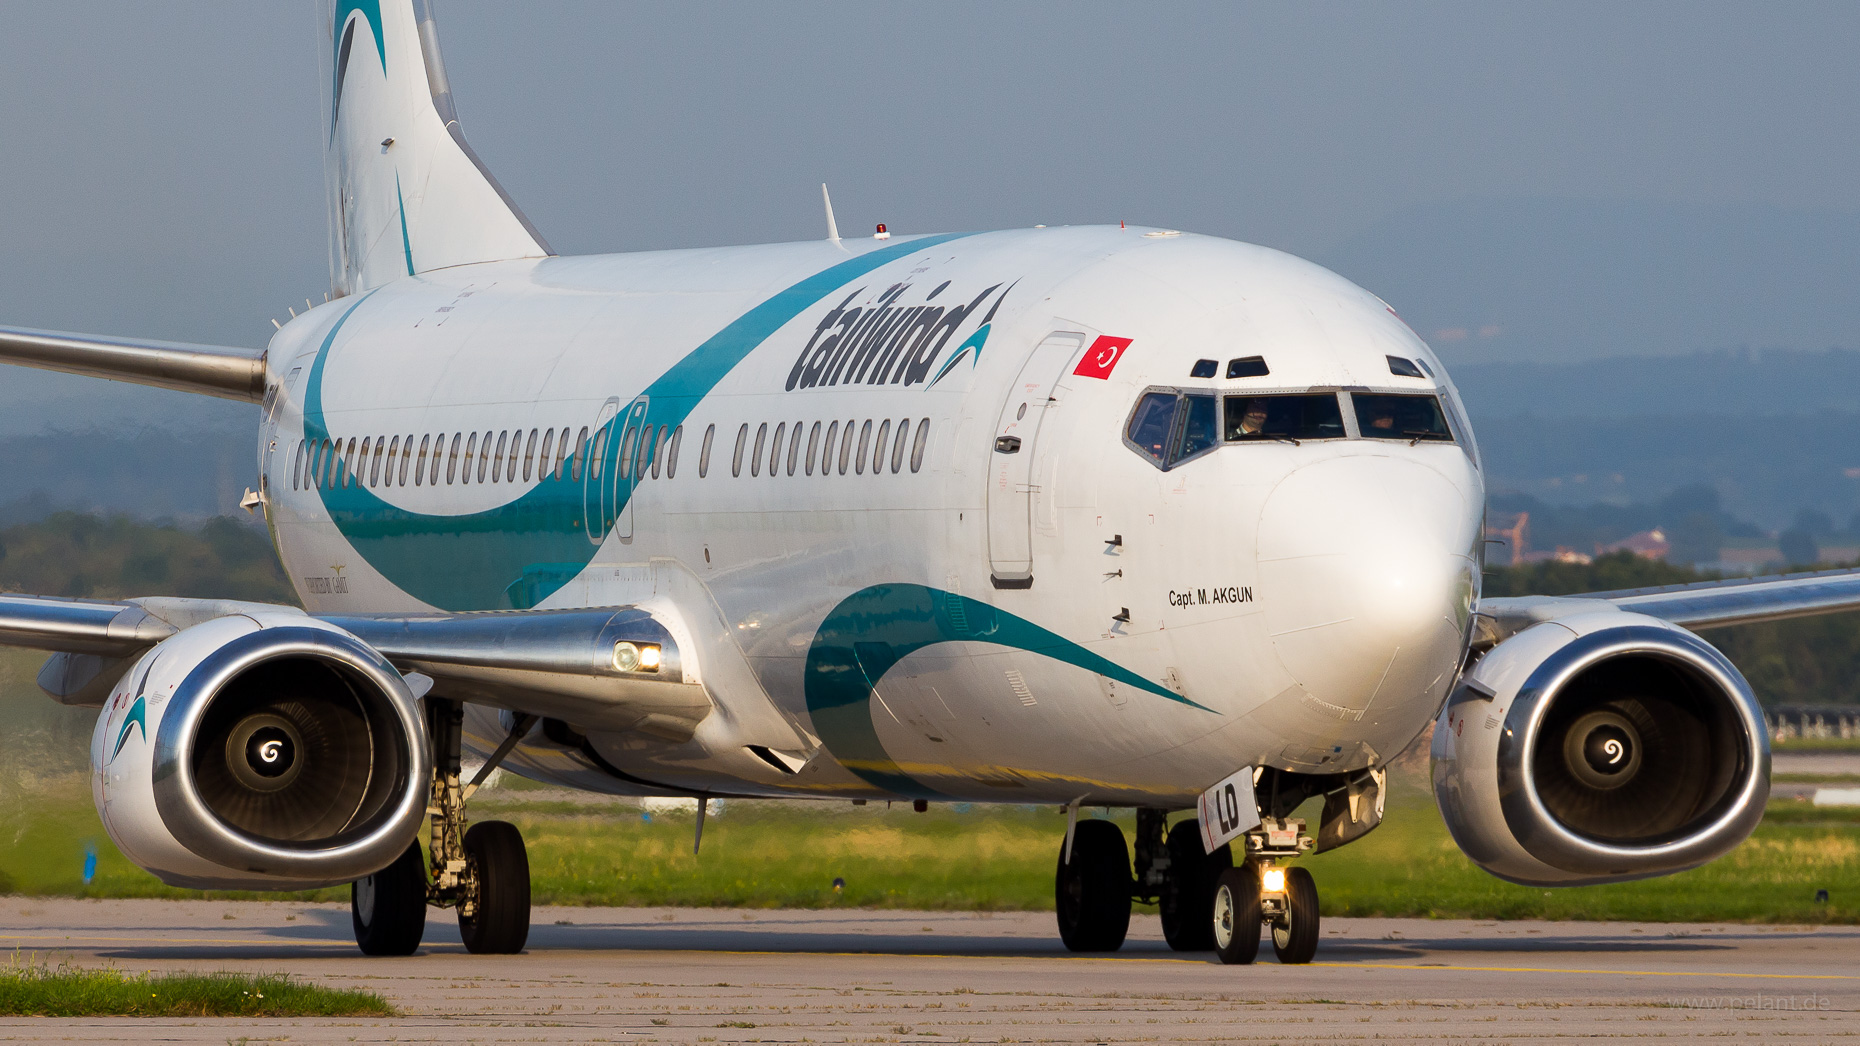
[[1135, 809, 1231, 951], [350, 698, 535, 956]]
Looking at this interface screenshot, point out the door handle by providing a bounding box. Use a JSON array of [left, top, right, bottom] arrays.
[[994, 436, 1022, 454]]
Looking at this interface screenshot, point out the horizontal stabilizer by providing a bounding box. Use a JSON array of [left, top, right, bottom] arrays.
[[0, 325, 264, 402]]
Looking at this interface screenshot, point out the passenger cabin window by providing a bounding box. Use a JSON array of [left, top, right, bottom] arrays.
[[666, 425, 683, 478], [1353, 393, 1454, 442], [1225, 394, 1346, 442], [910, 418, 930, 472], [698, 424, 714, 478]]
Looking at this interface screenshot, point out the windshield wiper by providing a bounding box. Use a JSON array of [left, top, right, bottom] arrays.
[[1262, 431, 1302, 446], [1403, 429, 1445, 446]]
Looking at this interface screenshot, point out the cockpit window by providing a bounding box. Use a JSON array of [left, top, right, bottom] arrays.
[[1352, 393, 1454, 442], [1224, 394, 1346, 442], [1177, 393, 1219, 460], [1126, 391, 1178, 465]]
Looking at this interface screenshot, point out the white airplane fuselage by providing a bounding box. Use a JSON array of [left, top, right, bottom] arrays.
[[259, 224, 1485, 806]]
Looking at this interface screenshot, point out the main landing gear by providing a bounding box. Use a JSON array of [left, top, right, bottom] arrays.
[[1053, 809, 1320, 964], [351, 698, 535, 956]]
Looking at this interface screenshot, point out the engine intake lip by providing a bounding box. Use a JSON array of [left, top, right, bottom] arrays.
[[1495, 624, 1768, 877], [150, 625, 429, 881]]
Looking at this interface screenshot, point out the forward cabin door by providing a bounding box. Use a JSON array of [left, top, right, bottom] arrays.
[[987, 332, 1084, 588]]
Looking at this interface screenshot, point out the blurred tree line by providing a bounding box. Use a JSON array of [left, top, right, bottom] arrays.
[[1486, 551, 1860, 706], [1, 513, 1855, 708], [0, 512, 294, 604]]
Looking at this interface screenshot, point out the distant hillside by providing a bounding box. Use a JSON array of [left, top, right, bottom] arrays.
[[0, 428, 253, 524], [1450, 347, 1860, 420], [1473, 411, 1860, 530]]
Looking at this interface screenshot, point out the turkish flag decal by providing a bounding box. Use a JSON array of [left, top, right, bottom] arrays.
[[1072, 336, 1133, 380]]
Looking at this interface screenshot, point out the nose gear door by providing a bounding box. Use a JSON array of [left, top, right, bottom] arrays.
[[987, 332, 1084, 587]]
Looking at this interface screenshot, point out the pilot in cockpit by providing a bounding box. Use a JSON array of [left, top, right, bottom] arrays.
[[1230, 400, 1269, 439]]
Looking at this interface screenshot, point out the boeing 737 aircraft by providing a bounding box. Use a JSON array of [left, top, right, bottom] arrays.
[[2, 1, 1855, 964]]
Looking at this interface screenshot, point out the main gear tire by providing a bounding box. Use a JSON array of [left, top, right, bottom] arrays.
[[1054, 819, 1133, 952], [458, 820, 531, 955], [1160, 819, 1231, 951], [351, 840, 427, 956]]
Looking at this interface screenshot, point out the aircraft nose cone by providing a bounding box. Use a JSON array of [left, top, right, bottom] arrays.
[[1256, 455, 1478, 723]]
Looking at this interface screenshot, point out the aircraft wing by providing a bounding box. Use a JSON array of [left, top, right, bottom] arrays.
[[1475, 567, 1860, 645], [0, 593, 712, 741], [0, 325, 265, 401]]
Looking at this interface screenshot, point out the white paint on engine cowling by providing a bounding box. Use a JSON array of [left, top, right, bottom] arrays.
[[1432, 609, 1769, 886], [90, 610, 429, 890]]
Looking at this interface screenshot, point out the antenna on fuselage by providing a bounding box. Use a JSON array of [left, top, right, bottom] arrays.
[[821, 183, 841, 247]]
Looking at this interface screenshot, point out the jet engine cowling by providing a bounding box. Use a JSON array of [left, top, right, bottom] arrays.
[[90, 612, 429, 890], [1432, 610, 1768, 886]]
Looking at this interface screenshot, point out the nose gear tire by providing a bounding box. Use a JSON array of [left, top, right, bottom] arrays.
[[1270, 866, 1320, 964], [351, 841, 428, 956], [458, 821, 531, 955], [1211, 865, 1262, 965], [1054, 819, 1133, 952], [1160, 819, 1231, 951]]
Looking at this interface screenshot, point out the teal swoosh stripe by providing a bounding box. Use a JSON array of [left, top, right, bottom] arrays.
[[330, 0, 387, 138], [805, 584, 1216, 797], [335, 0, 386, 74], [304, 234, 975, 611], [111, 695, 146, 761], [396, 173, 414, 276]]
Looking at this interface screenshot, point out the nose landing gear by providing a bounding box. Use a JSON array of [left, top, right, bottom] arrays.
[[1215, 816, 1320, 965]]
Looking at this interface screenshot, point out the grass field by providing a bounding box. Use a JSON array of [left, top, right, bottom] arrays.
[[2, 773, 1855, 923], [0, 958, 391, 1017]]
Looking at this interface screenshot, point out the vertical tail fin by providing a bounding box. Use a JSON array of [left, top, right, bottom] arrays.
[[323, 0, 550, 296]]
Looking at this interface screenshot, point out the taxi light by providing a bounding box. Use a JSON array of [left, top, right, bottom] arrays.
[[612, 641, 661, 673], [1261, 867, 1287, 895]]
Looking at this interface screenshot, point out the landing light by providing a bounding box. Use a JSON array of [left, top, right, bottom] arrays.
[[1261, 866, 1287, 895], [613, 641, 662, 673]]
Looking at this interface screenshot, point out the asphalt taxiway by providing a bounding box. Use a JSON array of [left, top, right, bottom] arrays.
[[0, 899, 1852, 1043]]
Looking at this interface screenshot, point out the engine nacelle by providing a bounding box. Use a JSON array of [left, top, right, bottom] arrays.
[[90, 612, 429, 890], [1432, 610, 1768, 886]]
